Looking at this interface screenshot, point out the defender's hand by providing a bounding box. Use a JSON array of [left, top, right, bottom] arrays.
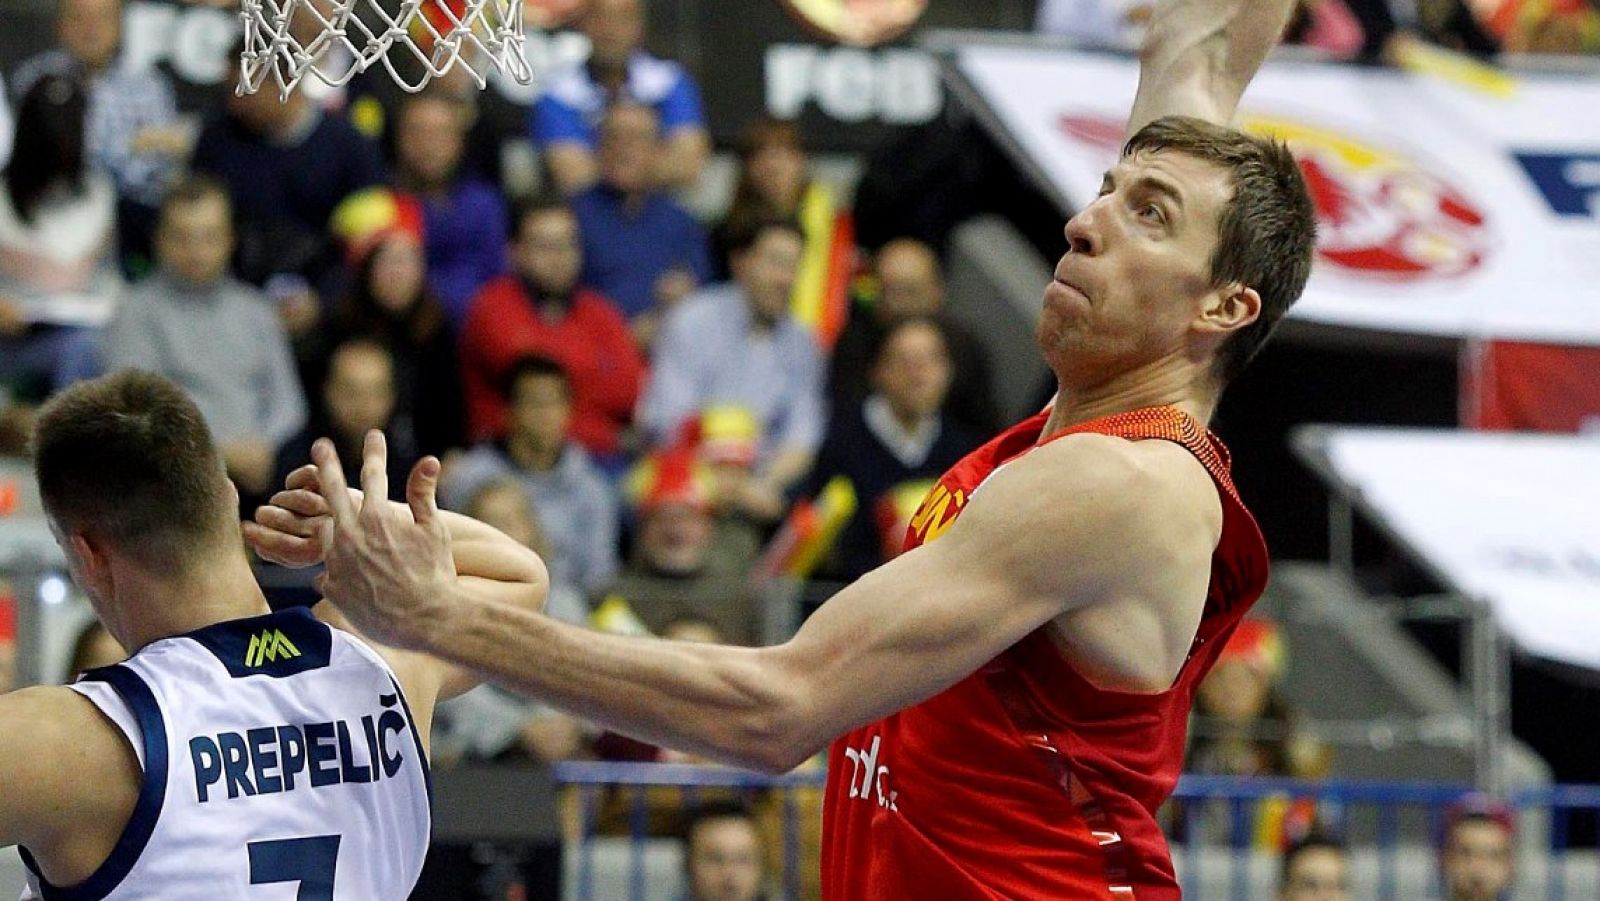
[[315, 431, 457, 651]]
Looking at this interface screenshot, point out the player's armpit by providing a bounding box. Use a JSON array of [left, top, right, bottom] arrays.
[[0, 687, 139, 871], [767, 433, 1222, 758]]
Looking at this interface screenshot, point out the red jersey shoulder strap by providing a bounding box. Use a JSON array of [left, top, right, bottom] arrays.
[[1039, 405, 1245, 506]]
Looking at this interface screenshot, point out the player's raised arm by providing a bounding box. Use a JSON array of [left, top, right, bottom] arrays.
[[1124, 0, 1300, 139]]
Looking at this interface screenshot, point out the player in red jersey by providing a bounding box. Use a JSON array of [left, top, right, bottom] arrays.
[[247, 0, 1315, 893]]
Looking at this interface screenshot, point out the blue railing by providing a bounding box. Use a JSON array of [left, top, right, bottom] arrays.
[[550, 762, 1597, 901]]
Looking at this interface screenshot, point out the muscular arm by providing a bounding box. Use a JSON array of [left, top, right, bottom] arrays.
[[1124, 0, 1299, 139], [324, 434, 1221, 773], [0, 687, 140, 880]]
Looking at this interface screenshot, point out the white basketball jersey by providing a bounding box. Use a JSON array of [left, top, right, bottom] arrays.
[[20, 607, 432, 900]]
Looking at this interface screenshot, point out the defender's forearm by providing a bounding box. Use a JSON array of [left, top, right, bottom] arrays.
[[426, 593, 805, 772]]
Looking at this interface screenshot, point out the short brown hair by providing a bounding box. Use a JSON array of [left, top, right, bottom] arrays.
[[1123, 116, 1316, 383], [33, 370, 235, 571]]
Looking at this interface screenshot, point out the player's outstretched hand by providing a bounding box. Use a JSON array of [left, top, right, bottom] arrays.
[[314, 430, 458, 651]]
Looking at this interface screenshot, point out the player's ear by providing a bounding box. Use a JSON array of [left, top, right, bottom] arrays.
[[69, 531, 115, 600], [1194, 283, 1260, 339]]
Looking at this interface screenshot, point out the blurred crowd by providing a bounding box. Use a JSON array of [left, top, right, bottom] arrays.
[[1, 0, 1588, 767], [0, 0, 1587, 894], [0, 0, 1019, 789]]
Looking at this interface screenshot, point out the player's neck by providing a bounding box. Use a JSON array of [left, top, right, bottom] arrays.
[[1042, 357, 1218, 439], [112, 544, 272, 652]]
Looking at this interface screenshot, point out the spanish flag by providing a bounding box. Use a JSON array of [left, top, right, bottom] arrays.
[[752, 477, 858, 581], [789, 183, 857, 352]]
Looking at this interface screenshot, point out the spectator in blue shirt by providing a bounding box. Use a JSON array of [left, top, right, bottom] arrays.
[[392, 89, 507, 327], [640, 216, 823, 510], [571, 102, 712, 346], [530, 0, 711, 193]]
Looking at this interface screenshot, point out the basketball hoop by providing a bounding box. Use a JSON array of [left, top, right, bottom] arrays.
[[237, 0, 532, 99]]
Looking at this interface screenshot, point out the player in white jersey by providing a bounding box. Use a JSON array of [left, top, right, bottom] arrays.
[[0, 370, 547, 898]]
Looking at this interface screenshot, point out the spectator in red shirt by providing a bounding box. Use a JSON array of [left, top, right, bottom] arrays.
[[459, 194, 646, 459]]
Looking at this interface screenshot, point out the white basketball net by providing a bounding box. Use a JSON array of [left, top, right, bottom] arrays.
[[238, 0, 532, 98]]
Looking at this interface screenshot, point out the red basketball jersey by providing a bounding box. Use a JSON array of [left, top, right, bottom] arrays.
[[820, 406, 1270, 900]]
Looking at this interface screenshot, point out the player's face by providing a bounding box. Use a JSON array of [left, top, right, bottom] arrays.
[[1444, 821, 1514, 901], [158, 196, 234, 287], [687, 817, 764, 901], [1039, 149, 1237, 389], [1281, 847, 1349, 901]]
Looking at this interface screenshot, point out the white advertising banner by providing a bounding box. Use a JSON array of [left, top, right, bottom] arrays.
[[1316, 428, 1600, 668], [954, 45, 1600, 344]]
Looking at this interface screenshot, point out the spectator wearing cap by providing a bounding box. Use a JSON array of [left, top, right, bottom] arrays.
[[570, 102, 713, 346], [598, 450, 761, 644], [460, 195, 645, 459], [530, 0, 710, 194], [103, 175, 305, 505], [1189, 619, 1328, 780], [1279, 831, 1350, 901], [802, 316, 981, 581], [640, 217, 824, 509], [1442, 796, 1515, 901], [443, 356, 619, 592], [272, 338, 418, 501], [391, 89, 507, 325], [306, 201, 466, 458], [665, 406, 771, 570], [830, 237, 1001, 436]]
